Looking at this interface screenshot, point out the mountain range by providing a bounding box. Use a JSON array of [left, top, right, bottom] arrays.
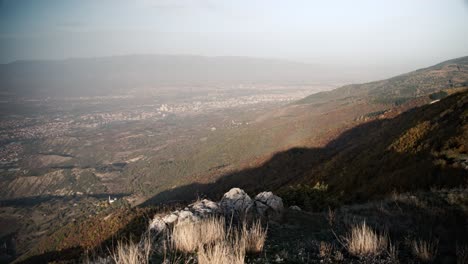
[[0, 55, 341, 97]]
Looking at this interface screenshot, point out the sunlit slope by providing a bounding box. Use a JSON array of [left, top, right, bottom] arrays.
[[297, 56, 468, 106]]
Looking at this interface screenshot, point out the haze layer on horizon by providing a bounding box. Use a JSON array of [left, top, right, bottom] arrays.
[[1, 0, 468, 80]]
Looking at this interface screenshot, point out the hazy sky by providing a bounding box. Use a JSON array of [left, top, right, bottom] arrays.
[[1, 0, 468, 75]]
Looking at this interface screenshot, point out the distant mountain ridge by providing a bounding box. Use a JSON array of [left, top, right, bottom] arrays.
[[0, 55, 336, 97]]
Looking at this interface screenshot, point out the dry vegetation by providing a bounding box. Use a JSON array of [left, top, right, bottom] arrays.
[[242, 220, 267, 253], [411, 239, 438, 262], [171, 217, 226, 253], [109, 217, 267, 264], [389, 121, 431, 153], [344, 222, 389, 257], [171, 217, 266, 263], [110, 237, 152, 264], [319, 241, 334, 258], [197, 238, 245, 264]]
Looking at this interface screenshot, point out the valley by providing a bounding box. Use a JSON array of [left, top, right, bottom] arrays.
[[0, 83, 336, 260], [2, 1, 468, 263], [0, 55, 467, 263]]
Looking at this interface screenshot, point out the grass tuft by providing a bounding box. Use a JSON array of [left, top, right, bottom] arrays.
[[171, 217, 226, 253], [110, 236, 152, 264], [197, 239, 245, 264], [242, 220, 267, 253], [169, 217, 267, 263], [412, 239, 438, 262], [344, 222, 388, 257]]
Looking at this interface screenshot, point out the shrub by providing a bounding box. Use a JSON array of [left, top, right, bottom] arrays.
[[389, 121, 431, 153], [429, 91, 448, 100], [279, 182, 337, 211]]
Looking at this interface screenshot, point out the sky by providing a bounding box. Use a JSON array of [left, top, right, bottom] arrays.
[[1, 0, 468, 77]]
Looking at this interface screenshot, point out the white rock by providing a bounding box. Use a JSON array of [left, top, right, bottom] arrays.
[[162, 212, 179, 225], [149, 198, 220, 237], [190, 199, 220, 215], [178, 210, 195, 222], [219, 188, 254, 218], [149, 216, 166, 234], [254, 191, 284, 220]]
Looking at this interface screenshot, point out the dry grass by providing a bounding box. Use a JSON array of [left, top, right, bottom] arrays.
[[319, 241, 333, 258], [344, 222, 388, 257], [171, 218, 226, 252], [169, 217, 266, 263], [110, 236, 152, 264], [108, 217, 266, 264], [197, 238, 245, 264], [171, 222, 201, 253], [412, 239, 438, 262], [388, 241, 399, 262], [242, 220, 267, 253]]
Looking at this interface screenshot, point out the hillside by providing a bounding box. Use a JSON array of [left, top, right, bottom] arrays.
[[297, 56, 468, 106], [139, 90, 467, 207], [1, 57, 468, 263]]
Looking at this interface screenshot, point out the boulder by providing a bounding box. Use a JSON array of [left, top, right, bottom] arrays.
[[254, 191, 284, 220], [219, 188, 254, 219]]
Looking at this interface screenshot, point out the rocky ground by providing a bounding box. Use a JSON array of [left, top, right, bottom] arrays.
[[111, 187, 467, 264]]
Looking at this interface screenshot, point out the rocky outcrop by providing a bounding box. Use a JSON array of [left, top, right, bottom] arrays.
[[149, 198, 221, 235], [149, 188, 284, 238]]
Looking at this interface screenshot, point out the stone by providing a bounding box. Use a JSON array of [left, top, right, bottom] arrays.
[[190, 199, 220, 215], [290, 205, 301, 211], [254, 191, 284, 220], [149, 198, 220, 236], [219, 188, 254, 218], [148, 189, 286, 243], [162, 212, 179, 225], [149, 216, 166, 235], [178, 210, 199, 223]]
